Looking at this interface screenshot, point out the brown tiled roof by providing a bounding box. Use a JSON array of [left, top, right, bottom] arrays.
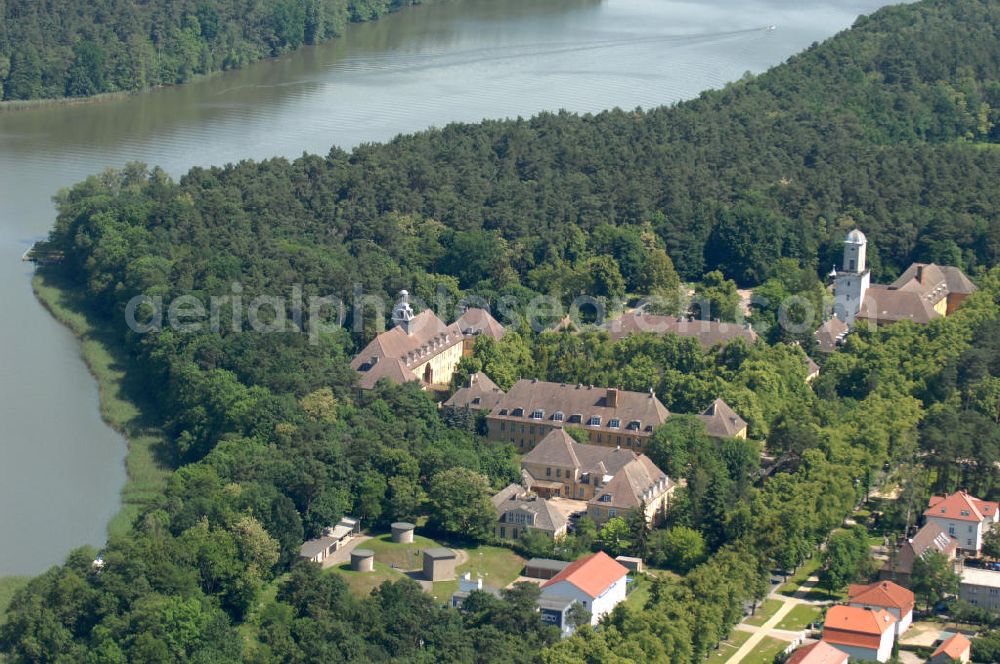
[[606, 311, 757, 347], [444, 372, 505, 410], [848, 580, 915, 614], [696, 398, 747, 438], [881, 522, 957, 576], [488, 380, 670, 434], [786, 641, 849, 664], [352, 304, 506, 388], [588, 455, 673, 511], [455, 308, 506, 340], [492, 484, 567, 534], [522, 429, 637, 478], [858, 285, 940, 324], [891, 263, 977, 297], [814, 317, 849, 352]]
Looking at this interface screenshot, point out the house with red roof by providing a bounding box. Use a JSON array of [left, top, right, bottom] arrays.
[[924, 490, 999, 555], [847, 580, 914, 635], [785, 641, 848, 664], [821, 605, 897, 662], [929, 633, 971, 663], [540, 551, 629, 628]]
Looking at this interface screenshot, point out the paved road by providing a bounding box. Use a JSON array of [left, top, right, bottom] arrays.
[[728, 601, 797, 662]]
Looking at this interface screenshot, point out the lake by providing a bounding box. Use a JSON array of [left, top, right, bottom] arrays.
[[0, 0, 897, 575]]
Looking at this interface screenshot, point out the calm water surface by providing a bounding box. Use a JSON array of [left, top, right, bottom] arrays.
[[0, 0, 898, 574]]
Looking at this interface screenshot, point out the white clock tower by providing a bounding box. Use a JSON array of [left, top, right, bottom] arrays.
[[833, 229, 870, 324]]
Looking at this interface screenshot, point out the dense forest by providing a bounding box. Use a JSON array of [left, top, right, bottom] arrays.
[[0, 0, 422, 101], [5, 0, 1000, 661]]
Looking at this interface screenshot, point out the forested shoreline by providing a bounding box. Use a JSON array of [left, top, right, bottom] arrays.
[[4, 0, 1000, 661], [0, 0, 424, 102]]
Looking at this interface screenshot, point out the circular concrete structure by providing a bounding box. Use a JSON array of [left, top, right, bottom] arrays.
[[351, 549, 375, 572], [391, 522, 415, 544]]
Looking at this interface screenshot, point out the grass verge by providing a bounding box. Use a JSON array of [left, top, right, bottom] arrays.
[[33, 268, 172, 540], [743, 598, 784, 627], [706, 629, 750, 662], [735, 636, 790, 664], [775, 604, 822, 631]]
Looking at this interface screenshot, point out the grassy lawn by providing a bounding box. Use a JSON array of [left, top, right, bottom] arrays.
[[736, 636, 790, 664], [431, 544, 527, 603], [706, 629, 751, 662], [34, 270, 172, 539], [623, 574, 651, 610], [0, 577, 30, 623], [364, 533, 442, 570], [336, 561, 409, 597], [775, 604, 822, 631], [743, 598, 784, 627], [778, 556, 821, 596]]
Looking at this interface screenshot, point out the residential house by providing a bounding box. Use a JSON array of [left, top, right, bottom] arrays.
[[351, 291, 504, 391], [540, 551, 629, 626], [785, 641, 849, 664], [879, 522, 958, 585], [804, 355, 821, 383], [822, 605, 896, 662], [696, 398, 748, 439], [929, 633, 972, 663], [486, 380, 670, 452], [959, 567, 1000, 611], [587, 456, 674, 527], [606, 310, 758, 348], [491, 483, 568, 542], [847, 580, 914, 636], [298, 517, 361, 564], [828, 228, 975, 327], [443, 372, 505, 411], [923, 491, 999, 555], [519, 428, 641, 500]]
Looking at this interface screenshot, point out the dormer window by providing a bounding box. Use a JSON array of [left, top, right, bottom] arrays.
[[600, 494, 612, 502], [530, 409, 544, 420], [587, 415, 602, 427], [471, 397, 482, 405], [608, 418, 621, 429], [511, 408, 525, 417], [961, 510, 970, 517], [568, 413, 582, 424], [626, 420, 641, 431], [553, 411, 565, 422]]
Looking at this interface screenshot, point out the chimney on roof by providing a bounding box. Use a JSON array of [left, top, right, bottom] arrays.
[[916, 265, 924, 283], [607, 388, 619, 408]]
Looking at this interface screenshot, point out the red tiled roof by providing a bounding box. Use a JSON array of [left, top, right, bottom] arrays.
[[823, 606, 895, 643], [786, 641, 849, 664], [541, 551, 628, 599], [931, 633, 971, 660], [925, 491, 997, 523], [848, 581, 915, 615]]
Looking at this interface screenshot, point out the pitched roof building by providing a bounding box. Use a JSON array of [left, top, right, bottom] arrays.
[[351, 291, 504, 390], [929, 633, 971, 663], [814, 317, 849, 353], [520, 428, 638, 500], [696, 398, 748, 439], [606, 311, 757, 347], [540, 551, 629, 626], [822, 605, 897, 662], [924, 490, 1000, 554], [879, 522, 958, 584], [785, 641, 849, 664], [491, 484, 568, 541], [847, 580, 914, 635], [588, 455, 674, 526], [486, 380, 670, 452], [443, 372, 506, 411]]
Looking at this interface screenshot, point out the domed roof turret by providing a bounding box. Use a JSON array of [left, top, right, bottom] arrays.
[[845, 229, 866, 244]]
